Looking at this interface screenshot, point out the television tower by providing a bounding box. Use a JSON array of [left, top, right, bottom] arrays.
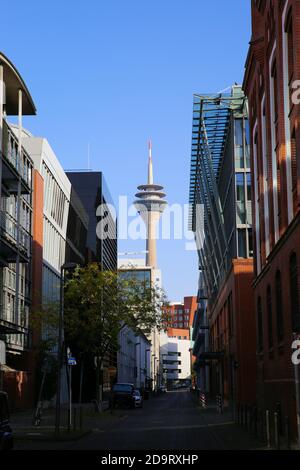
[[134, 141, 167, 268]]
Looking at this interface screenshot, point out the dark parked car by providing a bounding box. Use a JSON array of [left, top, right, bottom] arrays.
[[111, 383, 135, 409], [0, 392, 13, 450]]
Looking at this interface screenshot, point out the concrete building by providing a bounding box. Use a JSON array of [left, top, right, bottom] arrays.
[[117, 324, 151, 390], [22, 135, 72, 308], [189, 86, 257, 409], [243, 0, 300, 441], [20, 131, 89, 404], [160, 331, 191, 390], [0, 53, 36, 408], [118, 257, 163, 392]]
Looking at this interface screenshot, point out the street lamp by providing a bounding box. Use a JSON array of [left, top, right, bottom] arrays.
[[135, 342, 141, 388], [55, 262, 77, 437], [161, 353, 168, 386]]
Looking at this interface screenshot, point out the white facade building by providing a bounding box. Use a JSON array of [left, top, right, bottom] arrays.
[[118, 258, 163, 391], [117, 325, 151, 389], [21, 134, 71, 304], [160, 331, 191, 389]]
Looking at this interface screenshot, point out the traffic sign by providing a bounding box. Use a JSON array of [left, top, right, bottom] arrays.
[[68, 357, 77, 366]]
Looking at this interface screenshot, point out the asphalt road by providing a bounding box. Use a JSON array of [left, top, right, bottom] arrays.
[[15, 391, 262, 450]]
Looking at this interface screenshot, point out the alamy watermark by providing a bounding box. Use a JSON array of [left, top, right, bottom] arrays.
[[292, 339, 300, 366], [95, 196, 204, 252]]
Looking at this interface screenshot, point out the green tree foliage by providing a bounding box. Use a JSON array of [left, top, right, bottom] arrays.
[[64, 263, 165, 371]]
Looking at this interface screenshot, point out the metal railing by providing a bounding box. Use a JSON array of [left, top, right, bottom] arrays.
[[0, 211, 31, 256], [2, 121, 33, 188]]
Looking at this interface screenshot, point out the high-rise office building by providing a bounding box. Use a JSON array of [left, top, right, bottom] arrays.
[[189, 86, 256, 409], [66, 171, 117, 270], [0, 53, 36, 406]]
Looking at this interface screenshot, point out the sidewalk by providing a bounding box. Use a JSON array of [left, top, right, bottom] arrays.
[[11, 404, 128, 442], [194, 395, 264, 450], [194, 395, 299, 450]]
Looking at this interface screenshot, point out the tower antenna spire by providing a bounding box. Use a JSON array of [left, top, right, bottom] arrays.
[[148, 139, 153, 185]]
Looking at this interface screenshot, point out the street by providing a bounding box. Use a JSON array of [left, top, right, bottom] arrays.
[[14, 391, 262, 450]]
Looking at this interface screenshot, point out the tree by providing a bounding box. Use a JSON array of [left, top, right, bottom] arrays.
[[63, 263, 165, 402]]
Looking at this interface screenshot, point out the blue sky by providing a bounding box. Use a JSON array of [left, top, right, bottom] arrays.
[[2, 0, 251, 301]]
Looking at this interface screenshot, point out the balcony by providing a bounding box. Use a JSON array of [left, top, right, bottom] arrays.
[[2, 121, 33, 194], [0, 211, 31, 262]]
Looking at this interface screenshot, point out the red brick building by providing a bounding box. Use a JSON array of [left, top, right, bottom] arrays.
[[243, 0, 300, 440], [209, 260, 256, 407], [162, 296, 197, 338]]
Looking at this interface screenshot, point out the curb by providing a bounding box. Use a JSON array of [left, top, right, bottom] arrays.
[[14, 429, 92, 442]]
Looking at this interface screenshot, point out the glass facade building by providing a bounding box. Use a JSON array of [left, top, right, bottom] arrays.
[[189, 85, 252, 304], [66, 171, 117, 271]]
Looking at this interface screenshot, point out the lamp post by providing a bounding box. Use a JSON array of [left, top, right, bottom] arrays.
[[135, 342, 141, 388], [161, 353, 168, 386], [55, 262, 77, 437]]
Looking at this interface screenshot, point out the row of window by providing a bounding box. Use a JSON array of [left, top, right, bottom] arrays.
[[41, 162, 68, 230], [253, 5, 298, 273], [257, 252, 300, 353], [172, 323, 189, 328]]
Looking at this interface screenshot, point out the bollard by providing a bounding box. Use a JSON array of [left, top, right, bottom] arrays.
[[237, 404, 240, 424], [80, 406, 83, 429], [245, 405, 248, 429], [274, 412, 280, 450], [216, 394, 223, 414], [200, 392, 207, 409], [258, 409, 263, 440], [276, 402, 282, 434], [266, 410, 271, 448], [241, 405, 244, 427], [73, 407, 77, 432], [254, 407, 258, 436], [67, 409, 71, 432], [285, 416, 290, 450]]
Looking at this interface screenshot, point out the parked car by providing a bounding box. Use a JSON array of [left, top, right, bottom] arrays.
[[158, 385, 167, 393], [0, 392, 13, 450], [111, 383, 135, 409], [133, 389, 143, 408]]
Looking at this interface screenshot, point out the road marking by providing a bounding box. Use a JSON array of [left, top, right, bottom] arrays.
[[95, 421, 235, 434]]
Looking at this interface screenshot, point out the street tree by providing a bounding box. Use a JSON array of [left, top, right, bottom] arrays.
[[63, 263, 166, 403]]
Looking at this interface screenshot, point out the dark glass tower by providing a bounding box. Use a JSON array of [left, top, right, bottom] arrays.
[[66, 171, 117, 270]]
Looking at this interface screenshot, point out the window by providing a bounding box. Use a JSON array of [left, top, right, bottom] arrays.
[[246, 174, 252, 202], [228, 293, 233, 337], [245, 119, 251, 168], [267, 286, 273, 349], [290, 253, 300, 332], [272, 61, 279, 124], [257, 297, 263, 353], [236, 174, 246, 224], [291, 128, 297, 191], [238, 229, 247, 258], [285, 10, 294, 89], [275, 271, 284, 342], [248, 228, 253, 257], [235, 119, 244, 169], [235, 119, 244, 146]]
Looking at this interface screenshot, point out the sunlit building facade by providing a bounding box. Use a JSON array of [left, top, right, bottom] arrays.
[[243, 0, 300, 441], [189, 85, 256, 409]]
